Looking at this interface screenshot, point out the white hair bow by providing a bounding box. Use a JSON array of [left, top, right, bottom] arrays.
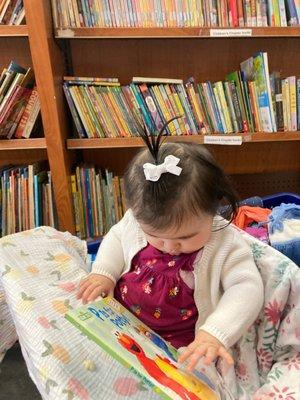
[[143, 155, 182, 182]]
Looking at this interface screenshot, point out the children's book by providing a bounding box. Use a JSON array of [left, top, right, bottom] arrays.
[[66, 296, 222, 400]]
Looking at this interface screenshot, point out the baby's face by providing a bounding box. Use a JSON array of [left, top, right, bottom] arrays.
[[139, 213, 214, 255]]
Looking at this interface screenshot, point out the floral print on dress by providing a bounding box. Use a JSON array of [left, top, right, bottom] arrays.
[[130, 305, 141, 316], [120, 285, 128, 300], [180, 309, 192, 320], [168, 260, 176, 267], [154, 307, 161, 319], [133, 266, 141, 275], [169, 286, 179, 298], [145, 259, 157, 267], [142, 277, 154, 295]]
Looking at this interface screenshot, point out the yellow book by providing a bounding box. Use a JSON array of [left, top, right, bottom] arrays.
[[281, 79, 288, 131], [106, 88, 130, 137], [215, 82, 234, 133], [249, 81, 262, 132], [288, 76, 297, 131], [69, 86, 93, 138], [78, 86, 102, 137], [93, 87, 119, 138], [186, 84, 208, 134], [171, 88, 192, 135], [94, 0, 104, 27], [71, 0, 81, 27], [189, 0, 197, 26], [75, 168, 86, 238], [140, 0, 148, 27], [284, 79, 291, 131], [102, 88, 126, 137], [152, 85, 174, 131], [157, 85, 181, 135], [272, 0, 281, 26], [164, 85, 186, 133]]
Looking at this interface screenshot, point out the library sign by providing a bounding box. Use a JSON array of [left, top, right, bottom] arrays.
[[210, 29, 253, 37]]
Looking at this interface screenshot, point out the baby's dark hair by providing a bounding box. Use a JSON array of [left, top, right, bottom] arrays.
[[124, 142, 238, 231]]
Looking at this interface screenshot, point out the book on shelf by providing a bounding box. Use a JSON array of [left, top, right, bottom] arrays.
[[66, 296, 222, 400], [64, 52, 300, 139], [0, 0, 25, 25], [71, 165, 125, 239], [132, 77, 184, 85], [0, 163, 57, 237], [0, 61, 42, 140], [52, 0, 300, 28]]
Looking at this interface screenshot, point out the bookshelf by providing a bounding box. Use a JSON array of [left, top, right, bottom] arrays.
[[0, 138, 46, 150], [0, 25, 28, 37], [55, 26, 300, 38], [5, 0, 297, 236], [67, 133, 300, 149]]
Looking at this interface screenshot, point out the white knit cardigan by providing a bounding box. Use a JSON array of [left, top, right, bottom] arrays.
[[92, 210, 264, 348]]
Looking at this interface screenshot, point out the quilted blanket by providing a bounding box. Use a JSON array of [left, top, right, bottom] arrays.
[[0, 227, 299, 399]]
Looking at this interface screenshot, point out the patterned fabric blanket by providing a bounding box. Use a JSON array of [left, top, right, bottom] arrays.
[[0, 227, 299, 400]]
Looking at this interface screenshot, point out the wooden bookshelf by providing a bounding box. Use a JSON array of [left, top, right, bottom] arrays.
[[0, 25, 28, 37], [1, 0, 294, 236], [67, 133, 300, 149], [0, 138, 47, 150], [55, 27, 300, 39]]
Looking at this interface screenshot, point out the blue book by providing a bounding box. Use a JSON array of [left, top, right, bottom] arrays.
[[148, 86, 171, 134], [81, 0, 92, 26], [285, 0, 299, 25], [207, 82, 224, 133], [130, 84, 155, 132], [85, 168, 94, 238]]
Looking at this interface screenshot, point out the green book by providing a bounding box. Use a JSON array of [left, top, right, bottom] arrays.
[[65, 297, 221, 400]]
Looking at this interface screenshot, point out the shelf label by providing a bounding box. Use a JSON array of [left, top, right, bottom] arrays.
[[204, 135, 243, 145], [57, 29, 75, 38], [210, 29, 252, 37]]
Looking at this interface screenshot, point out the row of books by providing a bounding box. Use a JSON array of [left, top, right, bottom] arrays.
[[0, 0, 25, 25], [51, 0, 300, 29], [71, 166, 126, 238], [64, 53, 300, 137], [0, 164, 57, 237], [0, 61, 42, 139]]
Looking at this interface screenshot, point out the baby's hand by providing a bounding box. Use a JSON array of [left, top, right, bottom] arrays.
[[77, 273, 115, 304], [178, 330, 234, 371]]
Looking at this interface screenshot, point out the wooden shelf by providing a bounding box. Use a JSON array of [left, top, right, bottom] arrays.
[[55, 27, 300, 39], [0, 25, 28, 37], [0, 138, 47, 150], [67, 133, 300, 149]]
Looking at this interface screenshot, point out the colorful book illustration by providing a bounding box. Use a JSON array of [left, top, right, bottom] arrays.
[[66, 297, 221, 400]]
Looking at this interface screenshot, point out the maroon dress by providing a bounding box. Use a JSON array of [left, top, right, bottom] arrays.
[[114, 244, 201, 348]]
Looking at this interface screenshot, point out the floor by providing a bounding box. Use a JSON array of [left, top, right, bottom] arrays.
[[0, 343, 41, 400]]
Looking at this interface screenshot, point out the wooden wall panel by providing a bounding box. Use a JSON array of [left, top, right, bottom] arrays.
[[82, 140, 300, 175], [70, 38, 300, 84], [0, 38, 32, 70], [0, 149, 47, 167]]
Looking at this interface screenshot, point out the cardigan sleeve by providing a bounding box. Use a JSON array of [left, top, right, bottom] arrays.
[[91, 211, 130, 284], [199, 234, 264, 348]]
